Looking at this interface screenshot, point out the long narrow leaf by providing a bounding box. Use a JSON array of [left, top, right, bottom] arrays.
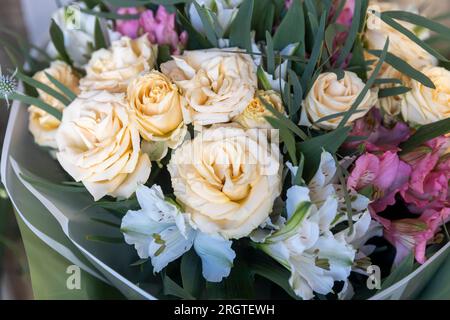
[[400, 118, 450, 154], [229, 0, 254, 51], [50, 19, 73, 66], [9, 92, 62, 120], [338, 38, 389, 128], [45, 72, 78, 102], [368, 50, 435, 89], [335, 0, 362, 66], [15, 71, 71, 106]]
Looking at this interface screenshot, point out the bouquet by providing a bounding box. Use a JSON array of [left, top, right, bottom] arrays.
[[1, 0, 449, 300]]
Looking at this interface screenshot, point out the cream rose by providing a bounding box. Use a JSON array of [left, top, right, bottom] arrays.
[[127, 71, 186, 150], [80, 35, 157, 93], [233, 90, 284, 129], [160, 48, 257, 125], [168, 125, 281, 239], [303, 71, 378, 130], [365, 1, 436, 70], [56, 90, 151, 201], [401, 66, 450, 125], [28, 61, 80, 148]]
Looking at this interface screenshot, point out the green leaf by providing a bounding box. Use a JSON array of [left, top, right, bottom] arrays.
[[288, 68, 302, 116], [338, 38, 389, 128], [273, 0, 305, 50], [260, 95, 308, 140], [44, 72, 78, 102], [251, 0, 276, 41], [300, 13, 326, 92], [378, 13, 448, 62], [279, 127, 298, 166], [162, 272, 196, 300], [368, 50, 435, 89], [314, 109, 366, 125], [348, 37, 367, 81], [90, 218, 121, 228], [257, 65, 272, 90], [94, 17, 108, 50], [9, 92, 63, 120], [297, 126, 351, 182], [399, 118, 450, 154], [265, 31, 275, 75], [383, 10, 450, 40], [379, 252, 414, 291], [374, 78, 403, 85], [335, 0, 362, 67], [85, 235, 124, 243], [49, 19, 73, 66], [193, 2, 218, 47], [14, 70, 71, 106], [250, 253, 298, 299], [180, 250, 204, 298], [229, 0, 254, 51], [378, 86, 410, 98], [176, 9, 212, 49]]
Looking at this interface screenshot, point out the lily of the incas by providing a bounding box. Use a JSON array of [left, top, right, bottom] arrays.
[[400, 136, 450, 212], [348, 151, 412, 213], [255, 151, 379, 300], [121, 184, 235, 282], [378, 207, 450, 265]]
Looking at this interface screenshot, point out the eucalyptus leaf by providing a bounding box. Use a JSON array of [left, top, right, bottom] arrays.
[[378, 86, 410, 98], [49, 19, 73, 66], [229, 0, 254, 51], [94, 17, 108, 50], [400, 118, 450, 154], [15, 71, 71, 106], [273, 0, 305, 50]]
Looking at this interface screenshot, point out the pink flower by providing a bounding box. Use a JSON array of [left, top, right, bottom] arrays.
[[348, 151, 411, 213], [345, 108, 411, 152], [115, 6, 188, 54], [285, 0, 293, 9], [401, 136, 450, 211], [116, 7, 141, 39], [378, 208, 450, 265], [140, 6, 188, 54], [335, 0, 355, 27]]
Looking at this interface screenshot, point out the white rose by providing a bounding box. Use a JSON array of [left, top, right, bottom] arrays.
[[365, 1, 436, 70], [80, 35, 158, 93], [56, 90, 151, 201], [168, 125, 282, 239], [401, 66, 450, 125], [28, 61, 80, 149], [233, 90, 284, 129], [161, 48, 257, 125], [126, 71, 187, 149], [303, 71, 378, 130], [189, 0, 243, 36], [46, 3, 120, 67]]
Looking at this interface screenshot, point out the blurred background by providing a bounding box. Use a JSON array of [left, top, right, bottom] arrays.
[[0, 0, 449, 300]]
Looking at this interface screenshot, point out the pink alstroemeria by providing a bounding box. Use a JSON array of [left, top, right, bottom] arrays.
[[285, 0, 293, 9], [378, 208, 450, 265], [115, 6, 188, 54], [116, 7, 141, 39], [348, 151, 411, 213], [335, 0, 355, 27], [401, 136, 450, 211], [140, 6, 188, 54], [345, 108, 411, 152]]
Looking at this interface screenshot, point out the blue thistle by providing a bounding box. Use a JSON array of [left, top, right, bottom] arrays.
[[0, 66, 17, 108]]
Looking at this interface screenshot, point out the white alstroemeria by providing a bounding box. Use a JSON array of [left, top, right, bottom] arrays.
[[189, 0, 243, 36], [121, 185, 235, 282], [256, 151, 374, 299], [46, 3, 120, 67]]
